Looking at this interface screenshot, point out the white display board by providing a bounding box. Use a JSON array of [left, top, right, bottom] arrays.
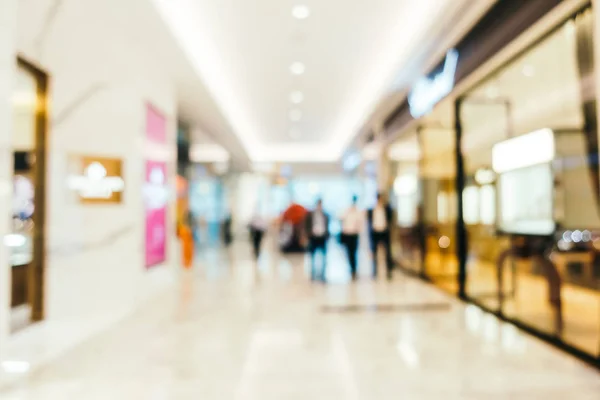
[[498, 163, 554, 235], [479, 185, 496, 225], [394, 174, 419, 227]]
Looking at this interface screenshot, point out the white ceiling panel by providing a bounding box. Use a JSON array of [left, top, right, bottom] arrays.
[[151, 0, 475, 162]]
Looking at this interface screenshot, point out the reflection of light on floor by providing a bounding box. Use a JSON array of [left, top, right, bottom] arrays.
[[501, 324, 526, 353], [236, 329, 305, 398], [397, 316, 420, 368], [331, 333, 359, 400], [465, 304, 483, 333], [465, 259, 600, 355], [464, 304, 527, 355], [277, 258, 294, 281], [396, 342, 420, 369], [483, 314, 499, 344]]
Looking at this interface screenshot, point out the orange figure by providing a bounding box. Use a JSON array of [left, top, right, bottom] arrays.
[[179, 224, 194, 269]]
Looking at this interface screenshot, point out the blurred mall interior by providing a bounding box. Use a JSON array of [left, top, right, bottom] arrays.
[[1, 0, 600, 398]]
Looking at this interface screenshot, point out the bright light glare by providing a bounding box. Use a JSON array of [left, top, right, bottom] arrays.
[[3, 234, 27, 247], [2, 361, 30, 374], [438, 236, 451, 249], [290, 62, 306, 75], [396, 342, 420, 369], [394, 175, 418, 196], [289, 91, 304, 104], [292, 5, 310, 20], [492, 128, 554, 173]]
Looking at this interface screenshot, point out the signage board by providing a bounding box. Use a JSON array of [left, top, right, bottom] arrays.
[[67, 156, 124, 204], [407, 49, 459, 118]]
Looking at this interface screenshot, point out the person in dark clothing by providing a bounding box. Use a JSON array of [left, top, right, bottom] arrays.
[[367, 193, 394, 279], [249, 209, 268, 259], [340, 195, 364, 280], [222, 210, 233, 246], [305, 199, 329, 281]]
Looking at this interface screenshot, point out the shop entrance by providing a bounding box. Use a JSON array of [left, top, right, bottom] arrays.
[[9, 58, 48, 332]]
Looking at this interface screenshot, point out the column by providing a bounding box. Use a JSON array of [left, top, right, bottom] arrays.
[[0, 0, 17, 364], [373, 124, 391, 194]]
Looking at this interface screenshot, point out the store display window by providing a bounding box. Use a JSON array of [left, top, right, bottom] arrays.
[[459, 7, 600, 358]]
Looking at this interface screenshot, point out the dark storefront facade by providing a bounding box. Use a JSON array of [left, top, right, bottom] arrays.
[[385, 0, 600, 366]]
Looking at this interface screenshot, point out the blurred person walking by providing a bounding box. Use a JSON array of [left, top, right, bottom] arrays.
[[367, 193, 394, 279], [249, 207, 268, 259], [222, 208, 233, 246], [305, 199, 329, 281], [340, 195, 364, 280]]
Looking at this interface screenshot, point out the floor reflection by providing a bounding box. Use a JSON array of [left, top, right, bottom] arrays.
[[1, 239, 599, 399]]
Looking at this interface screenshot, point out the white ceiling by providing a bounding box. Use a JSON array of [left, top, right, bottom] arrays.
[[150, 0, 483, 163]]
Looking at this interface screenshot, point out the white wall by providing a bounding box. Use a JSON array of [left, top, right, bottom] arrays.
[[1, 0, 178, 368], [0, 0, 18, 364]]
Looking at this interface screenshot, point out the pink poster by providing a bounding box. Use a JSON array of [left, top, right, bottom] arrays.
[[146, 104, 167, 143], [144, 104, 168, 268], [145, 161, 167, 267]]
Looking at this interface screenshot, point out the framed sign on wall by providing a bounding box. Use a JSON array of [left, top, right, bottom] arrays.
[[67, 155, 124, 204]]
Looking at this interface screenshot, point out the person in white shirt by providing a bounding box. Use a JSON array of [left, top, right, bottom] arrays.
[[340, 195, 364, 280], [367, 193, 393, 279], [305, 199, 329, 281]]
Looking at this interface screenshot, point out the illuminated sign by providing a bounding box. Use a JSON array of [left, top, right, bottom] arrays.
[[492, 128, 555, 173], [67, 157, 124, 203], [408, 49, 459, 118]]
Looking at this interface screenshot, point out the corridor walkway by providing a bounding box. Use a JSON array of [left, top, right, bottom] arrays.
[[1, 241, 599, 399]]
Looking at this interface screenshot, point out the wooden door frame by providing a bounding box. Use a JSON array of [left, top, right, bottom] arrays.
[[16, 56, 48, 322]]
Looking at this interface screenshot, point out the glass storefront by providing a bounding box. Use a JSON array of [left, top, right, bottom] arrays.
[[460, 8, 599, 357], [389, 104, 459, 293], [389, 6, 600, 361]]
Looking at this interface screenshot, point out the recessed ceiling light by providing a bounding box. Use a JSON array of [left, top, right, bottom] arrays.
[[292, 5, 310, 20], [290, 91, 304, 104], [289, 109, 302, 121], [290, 62, 306, 75], [522, 65, 535, 77]]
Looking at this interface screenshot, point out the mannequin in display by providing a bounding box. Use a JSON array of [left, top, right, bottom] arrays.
[[496, 235, 563, 336]]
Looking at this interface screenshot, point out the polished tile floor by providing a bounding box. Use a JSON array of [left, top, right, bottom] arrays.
[[1, 239, 599, 399]]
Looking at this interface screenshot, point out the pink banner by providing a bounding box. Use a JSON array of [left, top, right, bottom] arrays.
[[144, 103, 167, 268], [146, 104, 167, 143], [145, 160, 167, 267]]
